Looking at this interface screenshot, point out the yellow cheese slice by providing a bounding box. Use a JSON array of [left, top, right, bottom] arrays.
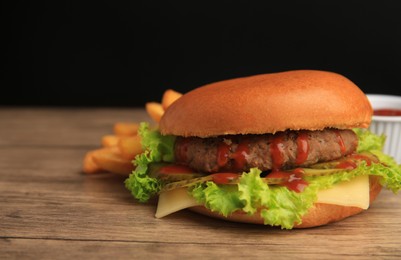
[[155, 175, 370, 218], [155, 187, 201, 218], [316, 175, 369, 209]]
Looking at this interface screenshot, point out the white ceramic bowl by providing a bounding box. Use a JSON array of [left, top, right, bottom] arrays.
[[366, 94, 401, 164]]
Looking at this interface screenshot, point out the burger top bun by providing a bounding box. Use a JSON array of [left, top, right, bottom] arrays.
[[160, 70, 372, 137]]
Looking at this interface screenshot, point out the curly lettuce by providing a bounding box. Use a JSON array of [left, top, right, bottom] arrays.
[[124, 122, 175, 202], [355, 128, 401, 193], [191, 155, 400, 229]]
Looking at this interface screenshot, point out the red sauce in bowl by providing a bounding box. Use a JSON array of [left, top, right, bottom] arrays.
[[373, 109, 401, 116]]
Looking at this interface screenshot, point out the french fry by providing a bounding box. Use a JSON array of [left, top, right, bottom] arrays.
[[118, 135, 143, 160], [146, 102, 164, 123], [83, 150, 102, 174], [84, 88, 183, 175], [113, 122, 139, 136], [102, 135, 120, 147], [91, 147, 134, 175], [162, 89, 182, 110]]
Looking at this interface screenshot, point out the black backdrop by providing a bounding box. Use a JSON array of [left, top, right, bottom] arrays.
[[3, 1, 401, 107]]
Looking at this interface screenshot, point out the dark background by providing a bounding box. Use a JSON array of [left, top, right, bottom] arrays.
[[3, 1, 401, 107]]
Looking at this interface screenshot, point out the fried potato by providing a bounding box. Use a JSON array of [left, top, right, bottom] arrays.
[[83, 150, 102, 174], [101, 135, 120, 147], [146, 102, 164, 123], [91, 147, 134, 175], [118, 135, 143, 160], [113, 122, 139, 136], [162, 89, 182, 110], [83, 88, 183, 175]]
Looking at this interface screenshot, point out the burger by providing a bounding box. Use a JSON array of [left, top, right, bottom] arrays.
[[125, 70, 401, 229]]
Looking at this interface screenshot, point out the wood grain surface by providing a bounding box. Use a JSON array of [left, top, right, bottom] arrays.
[[1, 107, 400, 259]]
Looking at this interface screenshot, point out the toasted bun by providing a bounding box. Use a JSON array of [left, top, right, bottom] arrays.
[[160, 70, 372, 137], [189, 176, 382, 228]]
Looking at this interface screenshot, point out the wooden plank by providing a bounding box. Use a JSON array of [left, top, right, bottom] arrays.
[[1, 237, 400, 259], [1, 108, 401, 259], [0, 107, 151, 147], [1, 147, 401, 259]]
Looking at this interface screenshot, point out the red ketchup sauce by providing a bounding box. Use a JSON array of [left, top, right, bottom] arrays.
[[335, 153, 376, 170], [295, 132, 309, 165], [211, 173, 240, 184], [349, 154, 376, 166], [335, 160, 357, 170], [159, 165, 195, 174], [268, 133, 309, 192], [334, 130, 346, 155], [217, 139, 250, 171], [176, 138, 190, 162], [266, 168, 308, 193], [232, 141, 250, 170], [217, 142, 230, 167], [270, 134, 285, 170], [373, 109, 401, 116]]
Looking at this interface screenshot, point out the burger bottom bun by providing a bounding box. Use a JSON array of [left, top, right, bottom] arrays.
[[189, 176, 382, 228]]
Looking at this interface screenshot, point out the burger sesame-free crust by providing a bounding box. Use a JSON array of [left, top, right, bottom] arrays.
[[160, 70, 372, 137]]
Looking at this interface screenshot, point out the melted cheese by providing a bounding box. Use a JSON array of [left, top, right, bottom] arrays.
[[155, 175, 370, 218]]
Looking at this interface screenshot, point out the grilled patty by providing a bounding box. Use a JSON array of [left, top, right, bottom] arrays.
[[174, 129, 358, 173]]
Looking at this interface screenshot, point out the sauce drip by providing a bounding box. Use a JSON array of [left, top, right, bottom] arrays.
[[232, 141, 250, 170], [268, 133, 309, 192], [217, 142, 230, 167], [266, 168, 308, 193], [295, 132, 309, 165], [211, 173, 240, 184], [334, 130, 346, 155], [373, 109, 401, 116], [335, 160, 357, 170], [159, 165, 195, 174], [176, 138, 190, 162], [217, 139, 250, 170], [270, 134, 285, 170], [335, 153, 377, 169], [349, 153, 375, 166]]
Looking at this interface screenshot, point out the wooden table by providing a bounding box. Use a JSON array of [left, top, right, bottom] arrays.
[[1, 107, 400, 259]]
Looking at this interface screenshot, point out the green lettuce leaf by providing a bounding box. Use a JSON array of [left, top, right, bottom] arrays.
[[191, 183, 243, 216], [354, 128, 386, 153], [355, 128, 401, 193], [124, 122, 175, 202], [240, 169, 314, 229]]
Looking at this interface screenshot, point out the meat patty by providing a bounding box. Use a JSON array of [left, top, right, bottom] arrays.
[[174, 129, 358, 173]]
